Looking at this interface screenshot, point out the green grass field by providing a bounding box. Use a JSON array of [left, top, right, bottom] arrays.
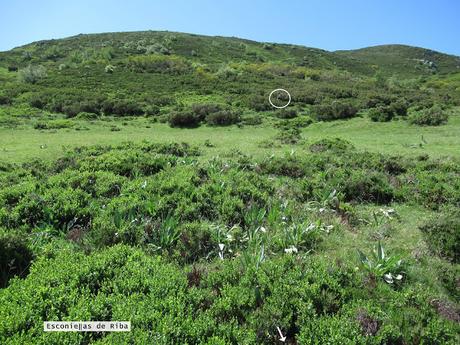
[[1, 108, 459, 163]]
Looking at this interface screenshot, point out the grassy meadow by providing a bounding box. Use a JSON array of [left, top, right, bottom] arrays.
[[1, 108, 460, 163]]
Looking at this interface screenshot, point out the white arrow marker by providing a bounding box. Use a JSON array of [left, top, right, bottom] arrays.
[[276, 326, 286, 342]]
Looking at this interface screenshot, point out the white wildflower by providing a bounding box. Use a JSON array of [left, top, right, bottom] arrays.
[[284, 246, 298, 254]]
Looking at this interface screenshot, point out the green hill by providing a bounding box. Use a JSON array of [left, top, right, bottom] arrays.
[[336, 44, 460, 77], [0, 30, 459, 124], [2, 31, 459, 77]]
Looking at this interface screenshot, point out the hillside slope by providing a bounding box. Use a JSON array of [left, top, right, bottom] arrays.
[[1, 31, 459, 77], [336, 44, 460, 77]]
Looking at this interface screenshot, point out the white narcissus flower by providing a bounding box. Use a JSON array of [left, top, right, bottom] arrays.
[[284, 246, 298, 254], [218, 243, 225, 251], [383, 273, 394, 284], [306, 223, 316, 231], [325, 225, 334, 233], [260, 226, 267, 233]]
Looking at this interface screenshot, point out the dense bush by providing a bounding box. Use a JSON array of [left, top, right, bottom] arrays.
[[419, 207, 460, 262], [191, 103, 223, 121], [1, 245, 458, 344], [275, 116, 313, 130], [144, 104, 160, 116], [388, 99, 409, 116], [168, 110, 201, 128], [248, 95, 271, 111], [28, 93, 49, 109], [275, 108, 297, 119], [436, 263, 460, 300], [309, 138, 355, 153], [102, 99, 144, 116], [312, 101, 359, 121], [408, 104, 449, 126], [0, 94, 12, 105], [34, 119, 74, 130], [368, 106, 395, 122], [168, 104, 241, 127], [125, 55, 190, 74], [242, 115, 263, 126], [75, 111, 99, 120], [342, 171, 395, 204], [276, 127, 302, 144], [59, 99, 105, 117], [205, 110, 240, 126], [289, 116, 313, 127], [0, 230, 33, 288]]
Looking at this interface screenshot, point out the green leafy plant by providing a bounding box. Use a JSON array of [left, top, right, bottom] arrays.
[[278, 221, 322, 253], [357, 241, 404, 284], [147, 213, 181, 251], [240, 243, 266, 270]]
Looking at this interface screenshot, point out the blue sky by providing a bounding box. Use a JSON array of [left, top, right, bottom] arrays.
[[1, 0, 459, 55]]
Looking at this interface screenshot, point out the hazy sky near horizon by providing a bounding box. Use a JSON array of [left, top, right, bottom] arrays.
[[1, 0, 459, 55]]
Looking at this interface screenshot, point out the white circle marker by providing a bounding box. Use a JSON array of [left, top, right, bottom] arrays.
[[269, 89, 291, 109]]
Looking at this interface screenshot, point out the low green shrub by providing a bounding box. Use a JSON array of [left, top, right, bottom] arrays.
[[0, 94, 12, 105], [175, 222, 217, 263], [312, 101, 359, 121], [34, 119, 74, 130], [309, 138, 355, 153], [388, 99, 409, 116], [242, 115, 263, 126], [1, 246, 457, 344], [436, 262, 460, 299], [419, 207, 460, 262], [205, 110, 240, 126], [275, 108, 297, 119], [191, 103, 223, 121], [75, 112, 99, 120], [28, 92, 53, 109], [144, 104, 160, 116], [276, 127, 302, 144], [0, 230, 33, 288], [408, 104, 448, 126], [290, 116, 313, 128], [368, 106, 395, 122], [342, 171, 395, 204], [248, 95, 271, 111], [169, 110, 201, 128], [275, 116, 313, 130], [102, 99, 144, 116], [125, 55, 190, 74], [408, 169, 460, 209]]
